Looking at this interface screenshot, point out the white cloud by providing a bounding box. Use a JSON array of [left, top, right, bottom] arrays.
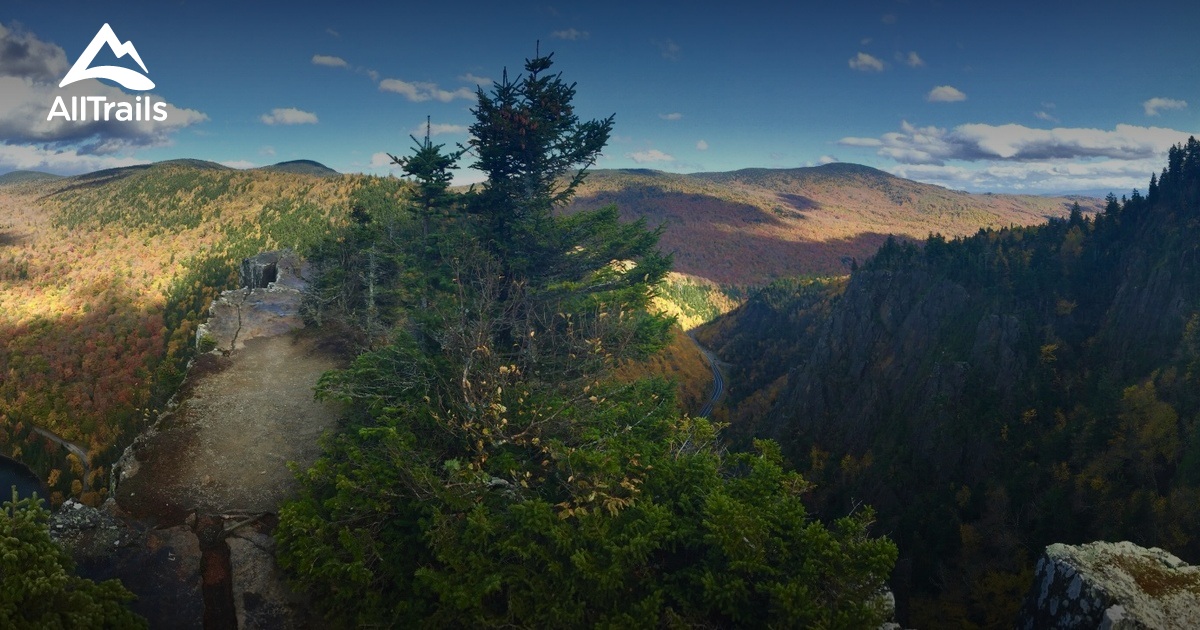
[[551, 28, 589, 40], [379, 78, 474, 102], [889, 158, 1166, 194], [370, 152, 395, 168], [312, 54, 348, 68], [0, 22, 68, 82], [220, 160, 257, 169], [927, 85, 967, 102], [849, 52, 884, 72], [840, 121, 1195, 166], [1143, 97, 1187, 117], [696, 139, 708, 151], [260, 145, 276, 156], [0, 23, 207, 156], [0, 142, 144, 175], [459, 73, 492, 86], [839, 136, 883, 148], [0, 76, 207, 153], [659, 112, 682, 121], [656, 39, 681, 61], [326, 28, 341, 38], [1035, 111, 1059, 123], [260, 108, 318, 125], [627, 149, 674, 163], [905, 51, 924, 67], [882, 13, 898, 24], [409, 122, 468, 136], [819, 155, 839, 164]]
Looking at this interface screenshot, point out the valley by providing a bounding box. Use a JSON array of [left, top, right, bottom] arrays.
[[1, 147, 1188, 628], [0, 157, 1082, 508], [696, 140, 1200, 625], [3, 5, 1196, 627]]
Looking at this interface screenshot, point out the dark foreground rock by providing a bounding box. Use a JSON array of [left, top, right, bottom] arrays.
[[51, 499, 204, 629], [1020, 541, 1200, 629], [228, 523, 310, 629], [52, 499, 313, 629]]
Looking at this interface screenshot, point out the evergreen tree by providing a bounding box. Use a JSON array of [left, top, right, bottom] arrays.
[[1, 492, 146, 628], [278, 48, 896, 629], [392, 117, 465, 249], [467, 48, 614, 276]]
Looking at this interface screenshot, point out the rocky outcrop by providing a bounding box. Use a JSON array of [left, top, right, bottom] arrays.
[[78, 249, 331, 626], [52, 498, 313, 629], [196, 286, 306, 353], [228, 525, 311, 628], [51, 499, 204, 628], [1019, 541, 1200, 629], [241, 250, 307, 291], [196, 250, 307, 353]]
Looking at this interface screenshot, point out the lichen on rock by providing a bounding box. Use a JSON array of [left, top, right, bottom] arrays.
[[1019, 540, 1200, 629]]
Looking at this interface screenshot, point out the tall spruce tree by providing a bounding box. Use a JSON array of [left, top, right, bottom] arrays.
[[392, 117, 464, 249], [277, 48, 896, 629], [467, 48, 614, 277]]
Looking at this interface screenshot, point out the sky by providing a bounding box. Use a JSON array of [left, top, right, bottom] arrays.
[[1, 0, 1199, 194]]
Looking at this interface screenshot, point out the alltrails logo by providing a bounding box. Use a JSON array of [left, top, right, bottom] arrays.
[[47, 24, 168, 122]]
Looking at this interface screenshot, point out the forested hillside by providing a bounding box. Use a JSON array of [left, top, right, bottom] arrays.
[[698, 139, 1200, 626], [0, 164, 390, 504], [571, 165, 1103, 286]]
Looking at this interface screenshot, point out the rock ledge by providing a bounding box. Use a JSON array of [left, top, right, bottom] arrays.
[[1020, 540, 1200, 629]]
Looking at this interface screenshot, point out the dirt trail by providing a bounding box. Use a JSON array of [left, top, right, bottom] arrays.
[[117, 334, 340, 521]]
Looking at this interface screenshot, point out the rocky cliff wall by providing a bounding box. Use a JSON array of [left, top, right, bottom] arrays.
[[1020, 541, 1200, 629]]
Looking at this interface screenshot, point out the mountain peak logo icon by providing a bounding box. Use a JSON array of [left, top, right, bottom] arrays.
[[59, 23, 155, 91]]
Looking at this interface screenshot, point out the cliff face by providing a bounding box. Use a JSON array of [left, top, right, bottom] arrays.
[[196, 250, 307, 353], [1020, 541, 1200, 629], [52, 250, 336, 627]]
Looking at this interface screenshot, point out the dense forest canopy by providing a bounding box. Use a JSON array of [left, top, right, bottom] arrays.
[[698, 138, 1200, 627]]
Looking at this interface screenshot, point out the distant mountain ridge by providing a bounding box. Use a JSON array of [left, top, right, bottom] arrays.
[[570, 164, 1104, 285], [12, 158, 1097, 288], [258, 160, 339, 176], [0, 170, 64, 185]]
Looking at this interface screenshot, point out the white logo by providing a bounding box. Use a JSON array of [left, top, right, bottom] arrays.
[[60, 23, 154, 91], [47, 24, 167, 123]]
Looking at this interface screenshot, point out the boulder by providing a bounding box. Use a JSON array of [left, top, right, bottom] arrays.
[[195, 286, 305, 353], [1019, 541, 1200, 629], [196, 250, 309, 353]]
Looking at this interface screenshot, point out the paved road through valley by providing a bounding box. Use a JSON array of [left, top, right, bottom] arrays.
[[689, 333, 725, 418]]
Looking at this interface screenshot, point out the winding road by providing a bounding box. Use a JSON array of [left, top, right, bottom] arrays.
[[689, 333, 726, 418], [32, 425, 91, 479]]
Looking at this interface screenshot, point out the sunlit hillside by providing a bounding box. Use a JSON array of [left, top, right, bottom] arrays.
[[571, 164, 1104, 286], [0, 161, 388, 504]]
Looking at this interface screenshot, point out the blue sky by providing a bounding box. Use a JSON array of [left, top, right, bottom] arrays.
[[1, 0, 1198, 194]]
